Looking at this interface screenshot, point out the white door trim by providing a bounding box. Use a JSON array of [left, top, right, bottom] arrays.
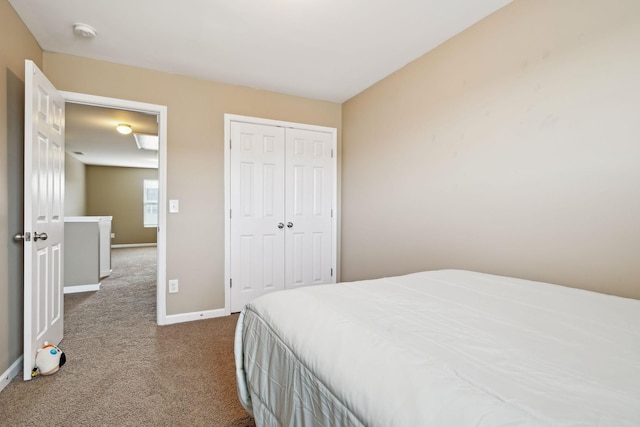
[[61, 91, 169, 325], [224, 114, 338, 315]]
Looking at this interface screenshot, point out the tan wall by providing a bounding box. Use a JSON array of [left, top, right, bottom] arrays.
[[0, 0, 43, 381], [86, 165, 158, 245], [342, 0, 640, 299], [43, 53, 342, 315], [65, 153, 86, 216]]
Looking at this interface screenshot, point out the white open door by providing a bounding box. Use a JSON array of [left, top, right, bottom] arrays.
[[21, 60, 65, 380]]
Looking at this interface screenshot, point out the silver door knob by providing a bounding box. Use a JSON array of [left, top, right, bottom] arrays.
[[14, 232, 31, 242], [33, 232, 48, 241], [287, 222, 293, 228], [277, 223, 284, 229]]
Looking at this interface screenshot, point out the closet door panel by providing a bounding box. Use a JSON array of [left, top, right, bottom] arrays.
[[285, 128, 334, 289], [230, 122, 286, 312]]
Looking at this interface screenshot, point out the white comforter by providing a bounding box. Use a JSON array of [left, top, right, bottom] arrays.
[[235, 269, 640, 426]]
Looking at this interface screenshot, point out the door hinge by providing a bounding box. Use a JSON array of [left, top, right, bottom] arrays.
[[331, 148, 334, 158], [331, 268, 333, 277], [229, 139, 232, 149], [230, 278, 233, 288], [229, 209, 232, 219], [331, 209, 333, 218]]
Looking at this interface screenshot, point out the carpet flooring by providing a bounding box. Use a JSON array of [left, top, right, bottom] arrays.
[[0, 247, 255, 427]]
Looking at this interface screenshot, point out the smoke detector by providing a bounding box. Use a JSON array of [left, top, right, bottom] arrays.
[[72, 23, 97, 39]]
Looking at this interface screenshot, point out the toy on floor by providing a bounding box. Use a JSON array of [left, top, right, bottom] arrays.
[[31, 342, 66, 377]]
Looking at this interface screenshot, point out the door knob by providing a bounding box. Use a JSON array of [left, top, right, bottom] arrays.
[[33, 232, 48, 241], [277, 223, 284, 229], [14, 232, 31, 242], [287, 222, 293, 228]]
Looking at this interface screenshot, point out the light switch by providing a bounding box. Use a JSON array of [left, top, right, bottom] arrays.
[[169, 199, 180, 213], [168, 279, 179, 293]]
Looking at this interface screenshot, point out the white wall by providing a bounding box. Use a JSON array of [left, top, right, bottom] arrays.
[[64, 153, 86, 216]]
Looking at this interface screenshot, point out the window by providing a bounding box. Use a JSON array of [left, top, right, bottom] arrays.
[[143, 179, 159, 227]]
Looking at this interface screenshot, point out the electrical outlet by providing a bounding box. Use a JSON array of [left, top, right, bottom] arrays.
[[110, 233, 115, 239], [168, 279, 179, 293]]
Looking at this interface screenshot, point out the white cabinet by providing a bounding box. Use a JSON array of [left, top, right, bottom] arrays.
[[98, 216, 112, 277], [227, 117, 337, 312], [64, 216, 112, 293]]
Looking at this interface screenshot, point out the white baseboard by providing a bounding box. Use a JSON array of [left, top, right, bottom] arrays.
[[1, 356, 23, 393], [111, 243, 157, 249], [160, 308, 227, 325], [64, 283, 101, 294]]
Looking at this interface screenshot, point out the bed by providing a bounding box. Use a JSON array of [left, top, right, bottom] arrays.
[[234, 269, 640, 426]]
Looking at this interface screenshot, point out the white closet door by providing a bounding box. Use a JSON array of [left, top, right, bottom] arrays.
[[285, 128, 334, 289], [230, 122, 286, 312]]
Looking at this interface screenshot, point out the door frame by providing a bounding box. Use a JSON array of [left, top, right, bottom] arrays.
[[223, 114, 338, 315], [62, 91, 169, 325]]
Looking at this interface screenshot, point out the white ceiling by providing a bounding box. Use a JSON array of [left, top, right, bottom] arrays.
[[65, 103, 159, 168], [10, 0, 512, 103]]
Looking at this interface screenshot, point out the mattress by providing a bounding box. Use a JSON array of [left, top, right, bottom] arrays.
[[235, 269, 640, 426]]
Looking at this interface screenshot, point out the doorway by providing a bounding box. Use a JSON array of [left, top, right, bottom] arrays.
[[62, 91, 169, 324]]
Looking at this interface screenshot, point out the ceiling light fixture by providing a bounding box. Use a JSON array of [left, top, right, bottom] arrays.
[[72, 23, 97, 39], [134, 133, 159, 151], [116, 124, 132, 135]]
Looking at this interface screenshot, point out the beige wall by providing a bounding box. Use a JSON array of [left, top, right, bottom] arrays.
[[65, 153, 86, 216], [342, 0, 640, 298], [86, 165, 158, 245], [43, 53, 342, 315], [0, 0, 43, 382]]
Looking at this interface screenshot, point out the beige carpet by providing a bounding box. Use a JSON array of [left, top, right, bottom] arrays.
[[0, 247, 255, 427]]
